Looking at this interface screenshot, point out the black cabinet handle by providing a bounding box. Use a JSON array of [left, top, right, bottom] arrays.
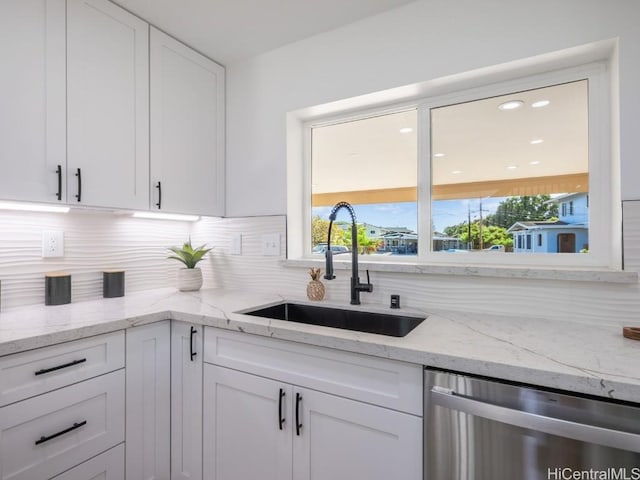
[[35, 420, 87, 445], [75, 168, 82, 202], [278, 388, 286, 430], [155, 181, 162, 209], [295, 392, 302, 436], [190, 326, 197, 361], [56, 165, 62, 201], [35, 358, 87, 376]]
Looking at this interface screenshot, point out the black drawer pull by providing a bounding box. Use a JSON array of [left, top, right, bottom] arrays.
[[190, 326, 197, 361], [75, 168, 81, 202], [155, 181, 162, 209], [35, 420, 87, 445], [278, 388, 286, 430], [295, 392, 302, 436], [56, 165, 62, 201], [34, 358, 87, 376]]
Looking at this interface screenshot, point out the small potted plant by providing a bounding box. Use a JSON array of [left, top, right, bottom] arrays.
[[167, 238, 212, 291]]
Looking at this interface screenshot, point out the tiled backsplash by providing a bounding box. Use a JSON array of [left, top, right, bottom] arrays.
[[0, 210, 192, 309], [1, 204, 640, 327]]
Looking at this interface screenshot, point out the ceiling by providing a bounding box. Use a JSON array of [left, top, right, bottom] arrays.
[[312, 80, 589, 203], [113, 0, 417, 64]]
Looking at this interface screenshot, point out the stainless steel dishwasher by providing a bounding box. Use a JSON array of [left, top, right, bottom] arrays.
[[425, 368, 640, 480]]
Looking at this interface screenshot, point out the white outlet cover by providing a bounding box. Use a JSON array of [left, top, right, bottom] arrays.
[[230, 234, 242, 255], [261, 233, 280, 256], [42, 230, 64, 258]]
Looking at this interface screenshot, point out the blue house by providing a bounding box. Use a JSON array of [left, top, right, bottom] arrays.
[[507, 193, 589, 253]]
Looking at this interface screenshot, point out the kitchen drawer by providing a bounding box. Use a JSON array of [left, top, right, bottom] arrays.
[[0, 331, 125, 407], [0, 369, 125, 480], [50, 443, 124, 480], [204, 327, 422, 415]]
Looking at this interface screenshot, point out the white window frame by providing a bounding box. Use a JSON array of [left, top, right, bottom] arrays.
[[288, 56, 620, 271], [420, 62, 616, 268]]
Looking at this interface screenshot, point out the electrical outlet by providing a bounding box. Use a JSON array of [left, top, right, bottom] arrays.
[[261, 233, 280, 256], [42, 230, 64, 258], [230, 234, 242, 255]]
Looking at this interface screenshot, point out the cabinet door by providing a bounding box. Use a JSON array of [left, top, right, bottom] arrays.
[[0, 0, 66, 203], [203, 365, 293, 480], [67, 0, 149, 209], [292, 387, 423, 480], [125, 321, 171, 480], [150, 27, 225, 216], [171, 323, 203, 480]]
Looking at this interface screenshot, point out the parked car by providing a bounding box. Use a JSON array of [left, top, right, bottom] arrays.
[[312, 244, 350, 255], [483, 244, 505, 252]]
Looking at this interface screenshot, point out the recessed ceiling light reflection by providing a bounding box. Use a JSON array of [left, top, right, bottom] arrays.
[[451, 170, 462, 174], [532, 100, 550, 108], [399, 127, 413, 134], [529, 161, 541, 165], [498, 100, 524, 111], [506, 165, 518, 170], [530, 139, 544, 145], [433, 153, 446, 158]]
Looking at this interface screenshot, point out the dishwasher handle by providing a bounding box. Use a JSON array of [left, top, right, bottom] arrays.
[[430, 387, 640, 453]]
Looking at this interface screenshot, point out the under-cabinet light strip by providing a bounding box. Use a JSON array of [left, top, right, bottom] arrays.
[[0, 201, 70, 213], [131, 211, 201, 222]]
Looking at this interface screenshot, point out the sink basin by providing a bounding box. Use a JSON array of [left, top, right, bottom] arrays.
[[242, 302, 426, 337]]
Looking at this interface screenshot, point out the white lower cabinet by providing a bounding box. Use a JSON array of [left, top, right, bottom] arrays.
[[203, 366, 293, 480], [293, 386, 422, 480], [125, 321, 171, 480], [125, 320, 203, 480], [203, 328, 423, 480], [50, 443, 124, 480], [0, 322, 422, 480], [0, 370, 125, 480], [171, 322, 203, 480]]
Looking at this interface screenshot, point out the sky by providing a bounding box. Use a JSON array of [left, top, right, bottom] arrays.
[[313, 198, 507, 233]]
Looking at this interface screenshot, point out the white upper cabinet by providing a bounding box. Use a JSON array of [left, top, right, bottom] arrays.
[[67, 0, 149, 209], [0, 0, 66, 204], [150, 27, 225, 217]]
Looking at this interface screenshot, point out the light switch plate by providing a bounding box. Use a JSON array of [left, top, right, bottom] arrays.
[[42, 230, 64, 258], [230, 234, 242, 255], [261, 233, 280, 256]]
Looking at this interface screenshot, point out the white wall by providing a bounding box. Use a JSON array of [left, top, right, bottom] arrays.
[[226, 0, 640, 216]]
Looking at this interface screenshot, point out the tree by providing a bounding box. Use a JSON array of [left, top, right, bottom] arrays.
[[311, 216, 345, 246], [445, 221, 512, 249], [486, 195, 558, 229], [340, 224, 382, 254]]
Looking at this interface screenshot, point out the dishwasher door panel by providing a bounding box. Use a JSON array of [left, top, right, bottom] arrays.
[[425, 369, 640, 480]]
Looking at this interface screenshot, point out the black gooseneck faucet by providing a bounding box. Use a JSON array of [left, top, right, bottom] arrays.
[[324, 201, 373, 305]]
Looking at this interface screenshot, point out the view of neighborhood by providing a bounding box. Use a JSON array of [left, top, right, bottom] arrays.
[[312, 193, 589, 255]]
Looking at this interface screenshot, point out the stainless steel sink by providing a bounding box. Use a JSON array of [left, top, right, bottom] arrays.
[[242, 302, 426, 337]]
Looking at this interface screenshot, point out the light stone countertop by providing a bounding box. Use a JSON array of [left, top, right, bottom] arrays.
[[0, 287, 639, 403]]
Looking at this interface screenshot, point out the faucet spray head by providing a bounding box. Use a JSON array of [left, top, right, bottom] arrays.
[[324, 250, 336, 280]]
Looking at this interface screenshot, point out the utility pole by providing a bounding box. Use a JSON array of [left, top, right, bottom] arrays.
[[479, 198, 484, 250], [467, 203, 472, 250]]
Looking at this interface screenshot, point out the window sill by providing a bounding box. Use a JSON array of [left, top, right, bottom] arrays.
[[282, 258, 638, 284]]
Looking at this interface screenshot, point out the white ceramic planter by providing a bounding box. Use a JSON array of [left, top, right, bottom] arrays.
[[177, 268, 203, 292]]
